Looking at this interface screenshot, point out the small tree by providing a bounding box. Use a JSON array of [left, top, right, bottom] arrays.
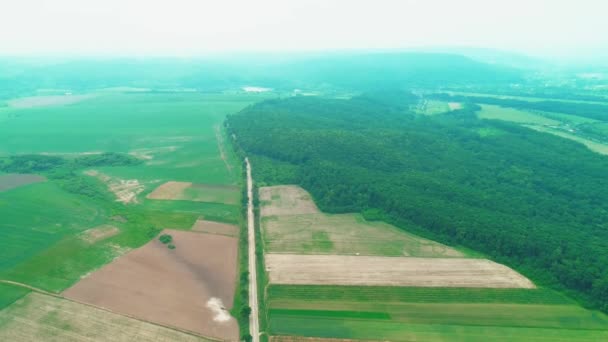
[[159, 234, 173, 244]]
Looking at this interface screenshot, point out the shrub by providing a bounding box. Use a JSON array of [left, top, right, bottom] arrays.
[[159, 234, 173, 244]]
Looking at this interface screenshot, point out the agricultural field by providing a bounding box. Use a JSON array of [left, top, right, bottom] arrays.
[[0, 173, 45, 192], [265, 285, 608, 341], [258, 185, 608, 341], [0, 292, 211, 341], [476, 104, 608, 156], [260, 185, 466, 257], [64, 229, 239, 340], [147, 181, 240, 205], [0, 91, 259, 339], [192, 219, 239, 237], [477, 104, 560, 125], [265, 254, 534, 288]]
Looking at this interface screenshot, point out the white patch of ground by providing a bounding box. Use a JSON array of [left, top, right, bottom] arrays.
[[243, 86, 272, 93], [448, 102, 463, 110], [80, 225, 120, 244], [128, 145, 178, 161], [85, 170, 144, 204], [265, 254, 535, 288], [206, 297, 232, 322], [8, 95, 94, 108]]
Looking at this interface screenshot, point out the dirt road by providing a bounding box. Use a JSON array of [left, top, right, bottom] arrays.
[[246, 158, 260, 342]]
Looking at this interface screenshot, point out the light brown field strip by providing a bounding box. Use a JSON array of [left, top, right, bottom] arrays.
[[265, 254, 535, 288], [0, 174, 46, 192], [191, 219, 239, 237], [259, 185, 320, 217], [63, 229, 239, 341], [0, 292, 210, 342]]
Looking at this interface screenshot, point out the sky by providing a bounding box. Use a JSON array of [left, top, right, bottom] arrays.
[[0, 0, 607, 59]]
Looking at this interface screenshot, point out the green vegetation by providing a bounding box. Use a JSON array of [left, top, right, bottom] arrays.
[[267, 285, 575, 305], [0, 92, 255, 296], [269, 316, 608, 341], [262, 212, 466, 257], [266, 285, 608, 340], [159, 234, 173, 244], [227, 94, 608, 314], [0, 284, 30, 310], [477, 104, 560, 125]]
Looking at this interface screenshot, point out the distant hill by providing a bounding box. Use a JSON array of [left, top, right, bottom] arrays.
[[0, 52, 522, 99]]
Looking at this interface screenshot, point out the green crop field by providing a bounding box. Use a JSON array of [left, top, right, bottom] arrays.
[[0, 284, 30, 310], [0, 91, 260, 295], [267, 285, 608, 341], [477, 104, 561, 125]]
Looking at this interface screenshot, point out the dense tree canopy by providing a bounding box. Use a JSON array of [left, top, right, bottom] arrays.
[[227, 94, 608, 312]]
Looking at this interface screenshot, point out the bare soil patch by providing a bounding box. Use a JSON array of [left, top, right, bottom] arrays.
[[0, 174, 46, 192], [259, 185, 320, 217], [63, 229, 239, 340], [192, 219, 239, 237], [147, 181, 240, 205], [147, 181, 193, 199], [80, 225, 120, 244], [265, 254, 534, 288], [85, 170, 144, 204], [0, 292, 209, 341], [448, 102, 463, 110], [8, 95, 94, 108]]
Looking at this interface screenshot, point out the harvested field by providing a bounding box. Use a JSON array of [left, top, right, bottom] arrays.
[[8, 95, 93, 108], [259, 185, 319, 217], [147, 181, 240, 205], [63, 229, 239, 341], [192, 219, 239, 237], [262, 213, 463, 257], [147, 181, 192, 199], [0, 292, 210, 341], [0, 174, 46, 192], [80, 225, 120, 244], [265, 254, 535, 288]]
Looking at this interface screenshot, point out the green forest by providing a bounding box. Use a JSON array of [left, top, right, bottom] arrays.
[[227, 94, 608, 313]]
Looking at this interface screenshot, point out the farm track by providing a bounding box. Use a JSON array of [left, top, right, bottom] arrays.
[[246, 158, 260, 342], [215, 125, 233, 174], [0, 280, 220, 341]]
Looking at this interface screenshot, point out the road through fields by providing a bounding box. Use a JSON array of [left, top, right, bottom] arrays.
[[246, 158, 260, 342]]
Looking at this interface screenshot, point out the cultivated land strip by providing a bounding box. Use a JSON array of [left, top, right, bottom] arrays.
[[0, 281, 218, 341], [265, 254, 535, 288], [246, 158, 260, 342]]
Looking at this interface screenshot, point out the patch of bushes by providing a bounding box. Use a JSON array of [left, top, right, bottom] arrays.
[[159, 234, 173, 244]]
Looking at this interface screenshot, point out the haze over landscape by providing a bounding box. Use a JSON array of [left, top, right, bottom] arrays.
[[1, 1, 608, 342], [1, 0, 607, 61]]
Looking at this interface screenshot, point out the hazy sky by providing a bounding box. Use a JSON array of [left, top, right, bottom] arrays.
[[1, 0, 606, 58]]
